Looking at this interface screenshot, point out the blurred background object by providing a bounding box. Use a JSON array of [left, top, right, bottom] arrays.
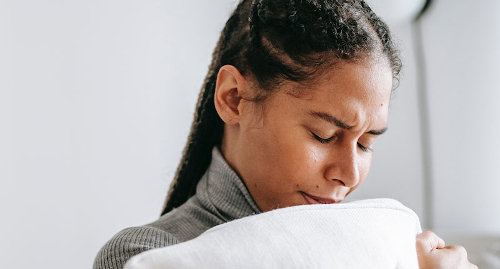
[[1, 0, 499, 268], [365, 1, 500, 267]]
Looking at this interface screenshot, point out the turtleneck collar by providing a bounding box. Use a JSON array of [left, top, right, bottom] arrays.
[[148, 146, 262, 242], [195, 146, 262, 222]]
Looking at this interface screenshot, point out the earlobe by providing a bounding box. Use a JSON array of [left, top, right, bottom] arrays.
[[214, 65, 247, 125]]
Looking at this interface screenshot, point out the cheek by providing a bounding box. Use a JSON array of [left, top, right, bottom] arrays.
[[277, 141, 328, 186], [262, 131, 322, 183]]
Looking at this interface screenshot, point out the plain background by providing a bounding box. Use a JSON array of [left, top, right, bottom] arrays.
[[1, 0, 499, 268]]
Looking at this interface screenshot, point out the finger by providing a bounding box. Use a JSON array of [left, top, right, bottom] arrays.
[[417, 231, 446, 249], [416, 231, 446, 252], [442, 245, 474, 266], [443, 245, 468, 258], [435, 236, 445, 249]]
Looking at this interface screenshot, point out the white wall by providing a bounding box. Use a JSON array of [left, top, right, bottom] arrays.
[[421, 0, 500, 234], [2, 0, 498, 268], [1, 1, 236, 268]]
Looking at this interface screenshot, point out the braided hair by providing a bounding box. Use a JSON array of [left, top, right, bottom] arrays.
[[161, 0, 401, 216]]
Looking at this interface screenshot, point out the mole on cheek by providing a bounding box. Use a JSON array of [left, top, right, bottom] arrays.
[[296, 184, 299, 188], [316, 185, 319, 188]]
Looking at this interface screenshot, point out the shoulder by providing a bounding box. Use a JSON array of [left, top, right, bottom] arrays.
[[93, 225, 179, 269]]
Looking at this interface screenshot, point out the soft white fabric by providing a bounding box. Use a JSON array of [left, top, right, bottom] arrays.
[[124, 198, 422, 269]]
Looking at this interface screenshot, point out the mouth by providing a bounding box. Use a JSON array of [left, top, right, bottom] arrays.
[[299, 191, 341, 205]]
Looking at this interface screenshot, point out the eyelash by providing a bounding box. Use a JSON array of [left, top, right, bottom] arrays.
[[312, 132, 334, 144], [311, 132, 372, 152]]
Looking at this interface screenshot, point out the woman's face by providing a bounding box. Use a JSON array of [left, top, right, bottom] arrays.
[[222, 58, 393, 212]]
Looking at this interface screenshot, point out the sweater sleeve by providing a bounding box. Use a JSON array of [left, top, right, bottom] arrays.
[[93, 225, 179, 269]]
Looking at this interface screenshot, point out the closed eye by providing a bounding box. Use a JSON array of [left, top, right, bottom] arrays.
[[313, 132, 373, 152], [312, 132, 334, 144], [357, 142, 372, 152]]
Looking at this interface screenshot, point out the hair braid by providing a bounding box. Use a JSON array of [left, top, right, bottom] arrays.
[[161, 0, 402, 216], [249, 0, 262, 49], [161, 1, 252, 215]]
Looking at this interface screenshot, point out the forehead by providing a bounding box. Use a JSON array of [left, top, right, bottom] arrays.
[[274, 59, 393, 126], [289, 58, 392, 99]]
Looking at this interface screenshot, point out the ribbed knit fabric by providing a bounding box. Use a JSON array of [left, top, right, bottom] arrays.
[[93, 147, 262, 269]]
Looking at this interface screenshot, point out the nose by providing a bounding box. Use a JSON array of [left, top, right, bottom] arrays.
[[323, 142, 360, 188]]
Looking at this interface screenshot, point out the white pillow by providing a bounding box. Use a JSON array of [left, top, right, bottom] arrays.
[[125, 198, 422, 269]]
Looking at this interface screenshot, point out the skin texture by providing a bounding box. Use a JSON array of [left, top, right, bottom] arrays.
[[214, 58, 392, 211], [416, 231, 478, 269], [213, 58, 477, 268]]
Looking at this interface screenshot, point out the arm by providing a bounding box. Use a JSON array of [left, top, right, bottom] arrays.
[[93, 226, 179, 269]]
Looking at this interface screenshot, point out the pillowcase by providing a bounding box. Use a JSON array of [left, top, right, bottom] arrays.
[[125, 198, 422, 269]]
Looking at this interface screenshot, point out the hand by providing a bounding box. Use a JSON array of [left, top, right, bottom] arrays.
[[416, 231, 478, 269]]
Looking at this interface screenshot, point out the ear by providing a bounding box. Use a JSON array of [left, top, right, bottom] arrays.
[[214, 65, 248, 125]]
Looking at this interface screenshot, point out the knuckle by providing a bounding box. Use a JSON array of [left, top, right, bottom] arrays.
[[415, 236, 427, 246], [457, 245, 467, 255], [422, 230, 435, 237], [451, 245, 468, 257], [417, 230, 435, 240]]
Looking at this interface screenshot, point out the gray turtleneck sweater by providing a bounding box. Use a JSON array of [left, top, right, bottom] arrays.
[[93, 147, 262, 269]]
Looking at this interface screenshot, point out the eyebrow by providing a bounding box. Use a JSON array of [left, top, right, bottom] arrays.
[[309, 111, 388, 136]]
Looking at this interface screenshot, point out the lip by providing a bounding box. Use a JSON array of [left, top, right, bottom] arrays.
[[299, 191, 341, 204]]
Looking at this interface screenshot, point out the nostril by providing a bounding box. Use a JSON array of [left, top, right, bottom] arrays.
[[333, 179, 345, 186]]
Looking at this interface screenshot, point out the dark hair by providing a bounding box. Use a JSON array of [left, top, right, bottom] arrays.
[[161, 0, 401, 216]]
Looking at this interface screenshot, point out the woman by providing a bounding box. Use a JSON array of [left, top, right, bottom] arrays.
[[94, 0, 476, 268]]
